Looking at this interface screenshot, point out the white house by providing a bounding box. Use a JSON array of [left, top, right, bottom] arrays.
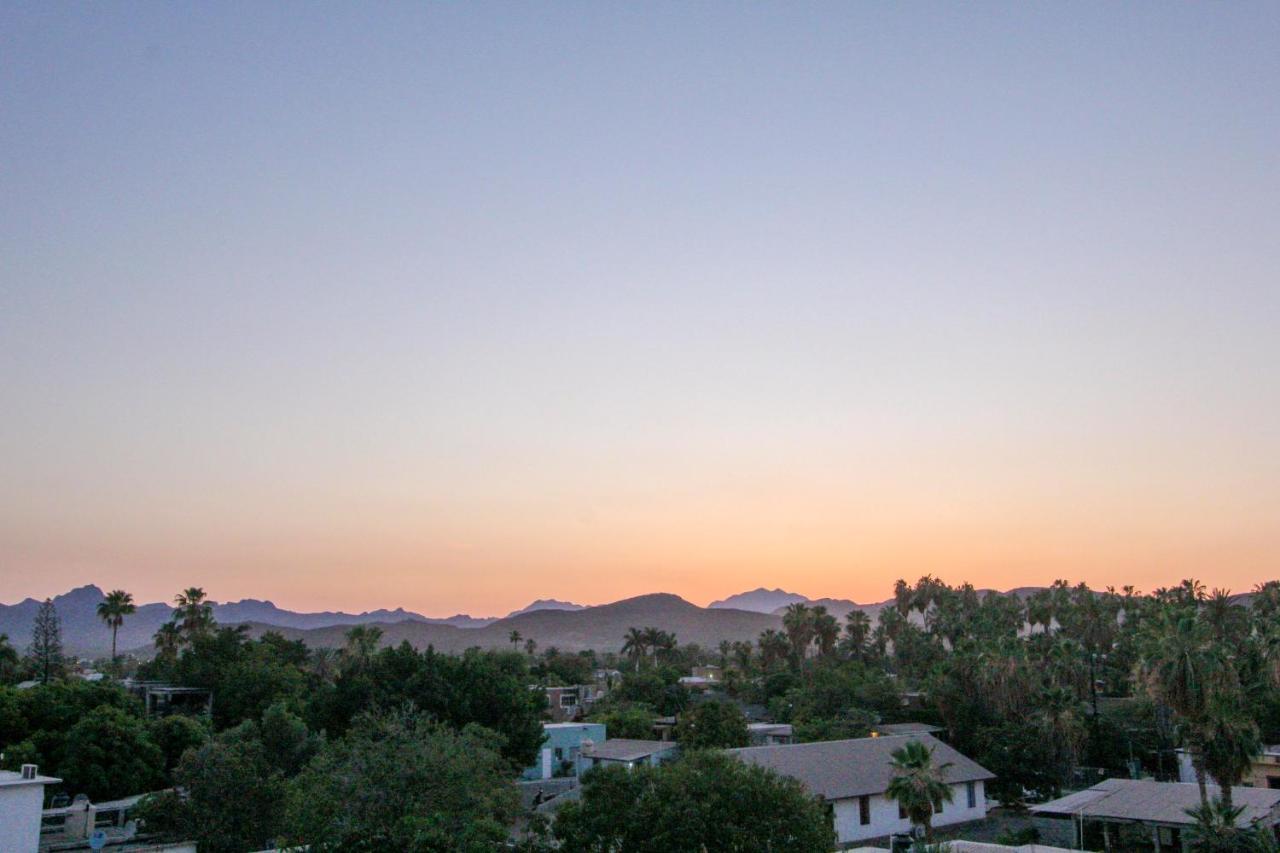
[[0, 765, 60, 853], [728, 734, 993, 846]]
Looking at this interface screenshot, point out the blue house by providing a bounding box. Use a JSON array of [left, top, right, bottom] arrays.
[[522, 722, 607, 781]]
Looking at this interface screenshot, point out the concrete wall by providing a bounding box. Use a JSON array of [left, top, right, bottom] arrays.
[[0, 783, 46, 853], [831, 780, 988, 845]]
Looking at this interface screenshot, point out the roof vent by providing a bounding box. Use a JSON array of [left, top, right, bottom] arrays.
[[20, 764, 37, 780]]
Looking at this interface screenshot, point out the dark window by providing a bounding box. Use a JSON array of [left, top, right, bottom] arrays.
[[967, 781, 976, 808], [1268, 776, 1280, 790], [859, 795, 870, 825], [898, 802, 907, 820]]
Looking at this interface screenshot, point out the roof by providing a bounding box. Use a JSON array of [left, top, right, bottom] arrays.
[[543, 722, 603, 730], [872, 723, 942, 736], [747, 723, 794, 734], [0, 769, 61, 788], [727, 734, 993, 801], [1031, 779, 1280, 827], [581, 739, 678, 762]]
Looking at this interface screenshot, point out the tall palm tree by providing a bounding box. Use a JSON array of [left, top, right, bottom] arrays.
[[621, 627, 647, 671], [782, 603, 814, 663], [757, 629, 789, 669], [524, 638, 537, 657], [812, 606, 839, 657], [844, 610, 872, 653], [96, 589, 136, 661], [885, 739, 954, 840], [153, 622, 182, 662], [173, 587, 214, 642], [1136, 608, 1226, 807], [509, 630, 523, 650], [1202, 590, 1247, 646], [1200, 691, 1261, 812]]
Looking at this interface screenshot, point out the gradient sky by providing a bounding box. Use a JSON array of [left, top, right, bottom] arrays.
[[2, 4, 1278, 616]]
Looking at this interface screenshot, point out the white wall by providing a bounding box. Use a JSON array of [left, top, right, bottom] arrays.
[[0, 783, 47, 853], [831, 780, 987, 845]]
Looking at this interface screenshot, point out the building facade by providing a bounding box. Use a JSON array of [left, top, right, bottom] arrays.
[[522, 722, 607, 781]]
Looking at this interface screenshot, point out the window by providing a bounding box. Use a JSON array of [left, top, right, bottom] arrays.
[[560, 692, 577, 708], [898, 802, 907, 820], [859, 796, 870, 825], [933, 795, 943, 814], [1268, 776, 1280, 790], [967, 781, 976, 808]]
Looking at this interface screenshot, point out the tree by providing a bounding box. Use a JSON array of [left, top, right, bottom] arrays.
[[757, 629, 790, 669], [153, 622, 182, 666], [340, 625, 383, 672], [783, 603, 814, 664], [173, 587, 214, 642], [524, 638, 537, 657], [0, 633, 20, 684], [812, 606, 840, 657], [591, 704, 656, 739], [675, 699, 749, 749], [885, 739, 954, 840], [1184, 799, 1280, 853], [509, 629, 522, 650], [622, 627, 648, 671], [29, 598, 64, 684], [555, 750, 836, 852], [283, 711, 519, 851], [97, 589, 137, 661], [138, 734, 287, 853], [844, 610, 872, 657], [1136, 608, 1224, 807], [60, 705, 165, 801]]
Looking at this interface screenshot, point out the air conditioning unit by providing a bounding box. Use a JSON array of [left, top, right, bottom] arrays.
[[21, 764, 37, 780]]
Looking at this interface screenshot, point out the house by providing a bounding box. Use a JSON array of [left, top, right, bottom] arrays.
[[579, 739, 679, 772], [727, 734, 994, 846], [541, 684, 605, 722], [0, 765, 60, 853], [1177, 744, 1280, 789], [1031, 778, 1280, 851], [522, 722, 606, 781], [747, 722, 794, 746]]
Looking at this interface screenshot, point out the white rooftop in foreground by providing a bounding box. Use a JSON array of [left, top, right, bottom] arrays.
[[0, 769, 61, 787]]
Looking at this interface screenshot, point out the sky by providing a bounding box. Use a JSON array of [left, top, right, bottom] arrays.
[[2, 4, 1278, 616]]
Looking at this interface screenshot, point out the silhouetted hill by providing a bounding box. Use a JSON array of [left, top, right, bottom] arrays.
[[709, 588, 810, 613], [234, 593, 783, 654], [505, 599, 584, 618]]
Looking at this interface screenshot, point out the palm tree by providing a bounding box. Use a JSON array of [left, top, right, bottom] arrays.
[[1136, 608, 1226, 807], [1035, 686, 1086, 794], [782, 603, 814, 663], [1184, 798, 1280, 853], [1202, 590, 1247, 645], [173, 587, 214, 642], [885, 739, 954, 840], [812, 607, 840, 657], [96, 589, 136, 661], [1200, 691, 1261, 811], [310, 647, 339, 683], [509, 630, 523, 650], [844, 610, 872, 654], [757, 629, 789, 669], [621, 627, 647, 671], [524, 638, 537, 657], [153, 622, 182, 662]]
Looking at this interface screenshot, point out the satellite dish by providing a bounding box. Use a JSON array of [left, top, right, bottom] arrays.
[[89, 829, 108, 851]]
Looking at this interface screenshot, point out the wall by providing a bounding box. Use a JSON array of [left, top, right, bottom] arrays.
[[831, 780, 988, 845], [0, 784, 46, 853]]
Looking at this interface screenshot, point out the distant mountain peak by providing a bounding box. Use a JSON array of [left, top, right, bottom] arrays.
[[505, 598, 585, 618], [709, 588, 811, 614]]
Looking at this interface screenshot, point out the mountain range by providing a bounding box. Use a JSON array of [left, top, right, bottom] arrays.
[[1, 583, 1173, 658]]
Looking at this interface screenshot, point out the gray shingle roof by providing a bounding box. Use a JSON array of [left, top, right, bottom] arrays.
[[581, 739, 678, 762], [727, 734, 993, 801], [1031, 779, 1280, 827]]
